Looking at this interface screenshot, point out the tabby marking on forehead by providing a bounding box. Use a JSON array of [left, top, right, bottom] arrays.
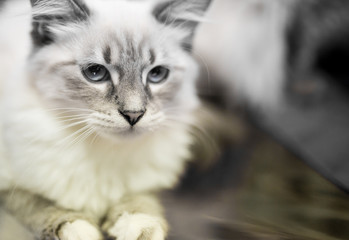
[[103, 46, 112, 65], [101, 33, 153, 67], [149, 49, 156, 65]]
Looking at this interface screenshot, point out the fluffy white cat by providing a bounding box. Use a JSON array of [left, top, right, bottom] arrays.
[[0, 0, 211, 239]]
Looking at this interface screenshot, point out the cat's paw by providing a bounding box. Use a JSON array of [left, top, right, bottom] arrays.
[[58, 220, 102, 240], [107, 213, 167, 240]]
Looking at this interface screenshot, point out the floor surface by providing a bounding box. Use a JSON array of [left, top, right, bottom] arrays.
[[162, 109, 349, 240]]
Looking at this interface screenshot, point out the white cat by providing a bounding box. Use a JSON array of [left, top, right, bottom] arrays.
[[0, 0, 211, 239]]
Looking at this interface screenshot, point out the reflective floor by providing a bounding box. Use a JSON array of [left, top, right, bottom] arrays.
[[162, 106, 349, 240]]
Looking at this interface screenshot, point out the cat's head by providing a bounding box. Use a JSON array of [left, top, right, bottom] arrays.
[[28, 0, 211, 140]]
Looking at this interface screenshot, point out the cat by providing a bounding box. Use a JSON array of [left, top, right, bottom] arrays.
[[0, 0, 211, 239]]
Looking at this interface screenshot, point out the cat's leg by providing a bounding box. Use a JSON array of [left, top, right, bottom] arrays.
[[102, 194, 168, 240], [0, 189, 102, 240]]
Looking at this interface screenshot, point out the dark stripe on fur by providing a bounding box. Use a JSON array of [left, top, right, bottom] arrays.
[[104, 46, 112, 64], [149, 49, 156, 65]]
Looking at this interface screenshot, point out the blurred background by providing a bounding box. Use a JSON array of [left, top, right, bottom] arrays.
[[1, 0, 349, 239], [163, 0, 349, 239]]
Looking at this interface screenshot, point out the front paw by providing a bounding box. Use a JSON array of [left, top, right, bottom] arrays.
[[57, 220, 102, 240], [107, 213, 167, 240]]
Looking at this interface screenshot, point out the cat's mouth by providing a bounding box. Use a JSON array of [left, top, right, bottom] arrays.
[[94, 124, 149, 141], [119, 127, 139, 136]]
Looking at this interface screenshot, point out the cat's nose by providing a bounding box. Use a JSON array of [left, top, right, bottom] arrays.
[[119, 110, 145, 126]]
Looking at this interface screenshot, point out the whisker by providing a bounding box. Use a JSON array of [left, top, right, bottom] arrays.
[[68, 126, 95, 148], [11, 124, 92, 196], [53, 116, 89, 124], [89, 131, 99, 146], [45, 107, 94, 113], [23, 119, 90, 148], [162, 118, 218, 153], [56, 124, 92, 146], [57, 119, 90, 133], [191, 49, 212, 89]]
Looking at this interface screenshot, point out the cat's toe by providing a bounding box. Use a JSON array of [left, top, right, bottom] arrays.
[[58, 220, 102, 240], [108, 213, 167, 240]]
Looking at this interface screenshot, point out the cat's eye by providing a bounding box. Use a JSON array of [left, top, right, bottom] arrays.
[[147, 66, 170, 84], [82, 64, 110, 82]]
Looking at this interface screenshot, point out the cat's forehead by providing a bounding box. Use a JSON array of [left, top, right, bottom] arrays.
[[74, 1, 173, 66], [88, 0, 154, 28], [52, 0, 185, 67], [101, 32, 157, 69], [85, 0, 164, 50], [76, 23, 165, 69]]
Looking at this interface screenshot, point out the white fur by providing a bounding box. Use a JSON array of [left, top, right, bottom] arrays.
[[108, 212, 165, 240], [59, 220, 101, 240], [0, 0, 32, 191], [2, 107, 192, 216], [195, 0, 297, 109], [0, 0, 199, 234]]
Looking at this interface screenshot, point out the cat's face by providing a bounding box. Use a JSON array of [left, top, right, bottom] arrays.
[[28, 0, 210, 139]]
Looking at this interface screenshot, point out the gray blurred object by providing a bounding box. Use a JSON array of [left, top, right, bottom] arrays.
[[195, 0, 349, 191], [0, 0, 5, 9], [267, 0, 349, 192]]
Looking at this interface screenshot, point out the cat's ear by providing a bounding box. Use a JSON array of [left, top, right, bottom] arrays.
[[30, 0, 90, 47], [152, 0, 212, 50]]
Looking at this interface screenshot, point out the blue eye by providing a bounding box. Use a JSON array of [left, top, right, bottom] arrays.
[[147, 66, 169, 84], [82, 64, 109, 82]]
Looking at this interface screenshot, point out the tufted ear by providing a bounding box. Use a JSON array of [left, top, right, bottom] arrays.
[[153, 0, 212, 50], [30, 0, 90, 47]]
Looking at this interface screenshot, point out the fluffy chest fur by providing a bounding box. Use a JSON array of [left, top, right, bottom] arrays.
[[3, 105, 192, 216]]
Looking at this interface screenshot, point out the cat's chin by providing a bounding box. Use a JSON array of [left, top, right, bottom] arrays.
[[117, 127, 146, 138], [96, 126, 152, 143]]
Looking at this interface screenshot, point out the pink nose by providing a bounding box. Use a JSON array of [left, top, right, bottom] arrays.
[[119, 110, 145, 126]]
